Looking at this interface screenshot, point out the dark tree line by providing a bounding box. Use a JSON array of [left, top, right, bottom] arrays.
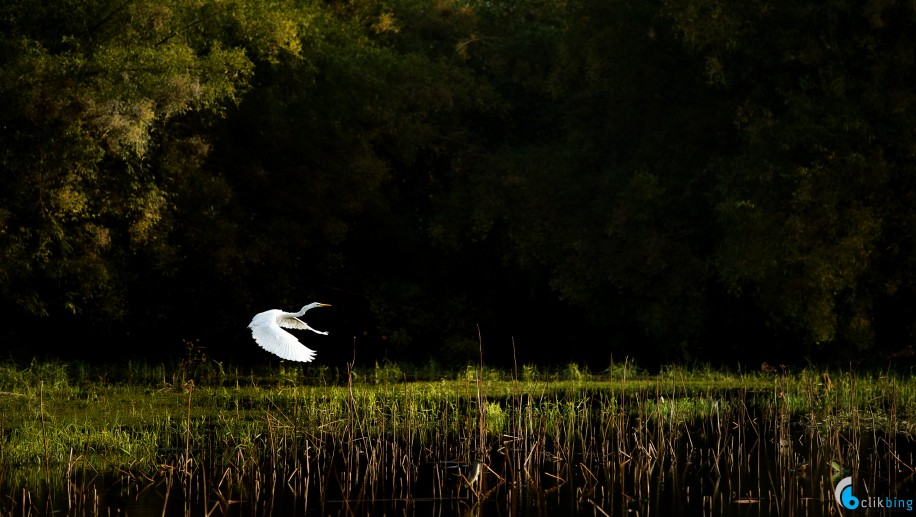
[[2, 0, 915, 367]]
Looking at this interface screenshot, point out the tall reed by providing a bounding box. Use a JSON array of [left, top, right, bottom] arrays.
[[0, 361, 913, 516]]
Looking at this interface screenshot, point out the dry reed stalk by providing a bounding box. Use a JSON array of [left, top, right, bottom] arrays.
[[183, 381, 193, 477]]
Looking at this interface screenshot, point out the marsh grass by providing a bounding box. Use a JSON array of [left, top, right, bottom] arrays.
[[0, 360, 914, 516]]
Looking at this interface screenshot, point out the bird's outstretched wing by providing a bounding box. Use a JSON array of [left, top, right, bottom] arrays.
[[250, 319, 317, 362], [278, 316, 328, 335]]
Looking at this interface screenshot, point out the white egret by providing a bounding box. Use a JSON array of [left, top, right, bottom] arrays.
[[248, 303, 331, 362]]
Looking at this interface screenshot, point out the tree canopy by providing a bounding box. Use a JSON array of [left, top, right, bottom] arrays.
[[2, 0, 915, 368]]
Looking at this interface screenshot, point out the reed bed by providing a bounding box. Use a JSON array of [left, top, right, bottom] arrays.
[[0, 359, 914, 516]]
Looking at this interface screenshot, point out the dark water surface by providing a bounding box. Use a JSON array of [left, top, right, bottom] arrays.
[[4, 405, 913, 517]]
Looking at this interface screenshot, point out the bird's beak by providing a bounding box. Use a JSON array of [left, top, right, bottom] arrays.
[[319, 303, 331, 307]]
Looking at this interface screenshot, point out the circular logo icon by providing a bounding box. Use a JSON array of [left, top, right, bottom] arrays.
[[835, 476, 859, 510]]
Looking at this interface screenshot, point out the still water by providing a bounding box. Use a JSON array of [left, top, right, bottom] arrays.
[[4, 405, 912, 517]]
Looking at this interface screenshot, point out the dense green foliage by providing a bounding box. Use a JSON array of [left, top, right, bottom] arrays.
[[2, 0, 916, 365]]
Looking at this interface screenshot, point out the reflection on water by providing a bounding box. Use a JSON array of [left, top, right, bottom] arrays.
[[2, 397, 913, 516]]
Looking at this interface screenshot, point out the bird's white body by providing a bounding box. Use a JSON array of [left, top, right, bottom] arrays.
[[248, 303, 331, 362]]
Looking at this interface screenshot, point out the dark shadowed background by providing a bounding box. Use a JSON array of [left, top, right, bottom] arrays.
[[2, 0, 916, 370]]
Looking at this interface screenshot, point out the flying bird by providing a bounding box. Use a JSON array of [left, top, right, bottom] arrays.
[[248, 303, 331, 362]]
